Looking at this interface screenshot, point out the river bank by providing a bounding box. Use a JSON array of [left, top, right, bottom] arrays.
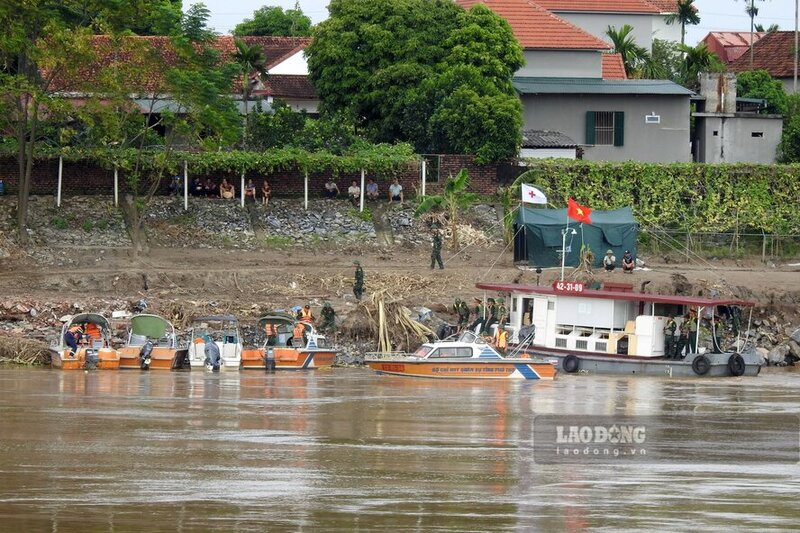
[[1, 195, 799, 366]]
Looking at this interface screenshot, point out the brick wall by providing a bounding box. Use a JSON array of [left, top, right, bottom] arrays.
[[0, 155, 504, 198]]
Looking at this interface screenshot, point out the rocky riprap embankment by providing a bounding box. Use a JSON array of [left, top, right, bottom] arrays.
[[0, 194, 499, 252]]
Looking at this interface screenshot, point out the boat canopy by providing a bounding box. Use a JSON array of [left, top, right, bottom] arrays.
[[257, 313, 296, 326], [476, 282, 755, 307], [65, 313, 110, 328], [130, 314, 173, 338]]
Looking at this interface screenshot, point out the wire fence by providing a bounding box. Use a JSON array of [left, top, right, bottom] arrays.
[[639, 228, 800, 261]]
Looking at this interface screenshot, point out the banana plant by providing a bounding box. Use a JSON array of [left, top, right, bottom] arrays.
[[414, 168, 477, 250]]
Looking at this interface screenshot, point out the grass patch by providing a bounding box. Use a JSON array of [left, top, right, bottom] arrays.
[[50, 217, 68, 230], [347, 206, 373, 222], [95, 218, 109, 230], [81, 220, 93, 232], [259, 234, 293, 249]]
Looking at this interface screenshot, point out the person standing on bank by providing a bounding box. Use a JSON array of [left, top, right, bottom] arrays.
[[353, 260, 364, 300], [430, 228, 444, 269]]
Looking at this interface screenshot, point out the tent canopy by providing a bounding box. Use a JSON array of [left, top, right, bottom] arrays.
[[514, 206, 638, 268]]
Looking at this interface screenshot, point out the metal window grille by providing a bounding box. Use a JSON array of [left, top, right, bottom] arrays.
[[555, 338, 567, 348], [595, 342, 607, 352], [595, 111, 615, 145], [576, 340, 588, 350]]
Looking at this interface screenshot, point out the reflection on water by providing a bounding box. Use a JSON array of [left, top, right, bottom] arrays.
[[0, 367, 798, 531]]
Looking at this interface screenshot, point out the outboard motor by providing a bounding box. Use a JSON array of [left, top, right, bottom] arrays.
[[204, 340, 221, 372], [265, 347, 276, 373], [139, 340, 153, 370], [84, 349, 99, 370]]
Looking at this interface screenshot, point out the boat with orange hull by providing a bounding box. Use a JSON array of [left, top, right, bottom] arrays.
[[241, 314, 338, 371], [365, 331, 556, 380], [50, 313, 119, 370], [118, 314, 188, 370]]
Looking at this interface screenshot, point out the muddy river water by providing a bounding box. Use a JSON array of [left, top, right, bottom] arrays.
[[0, 367, 798, 532]]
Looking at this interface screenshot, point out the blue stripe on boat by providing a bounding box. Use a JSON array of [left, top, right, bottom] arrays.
[[514, 363, 540, 380], [479, 348, 500, 359]]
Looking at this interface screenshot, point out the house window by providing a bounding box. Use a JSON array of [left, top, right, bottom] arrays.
[[751, 132, 764, 138], [585, 111, 624, 147]]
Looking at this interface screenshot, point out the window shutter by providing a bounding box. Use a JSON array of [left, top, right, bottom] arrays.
[[613, 111, 624, 147], [585, 111, 596, 145]]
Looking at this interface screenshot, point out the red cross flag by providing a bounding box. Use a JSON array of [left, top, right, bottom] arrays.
[[567, 197, 592, 224], [521, 184, 547, 205]]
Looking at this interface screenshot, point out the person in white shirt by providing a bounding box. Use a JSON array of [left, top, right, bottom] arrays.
[[388, 178, 403, 203], [323, 180, 339, 199], [347, 180, 360, 206], [603, 250, 616, 271]]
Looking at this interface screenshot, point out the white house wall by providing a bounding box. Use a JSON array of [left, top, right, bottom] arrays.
[[519, 50, 602, 78], [521, 93, 691, 162], [555, 13, 655, 50], [269, 50, 308, 75], [694, 115, 782, 163], [651, 16, 681, 44], [520, 148, 576, 159]]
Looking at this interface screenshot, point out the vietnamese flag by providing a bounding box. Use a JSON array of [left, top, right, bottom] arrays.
[[567, 197, 592, 224]]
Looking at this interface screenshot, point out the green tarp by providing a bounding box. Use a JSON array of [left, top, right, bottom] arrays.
[[514, 206, 638, 268]]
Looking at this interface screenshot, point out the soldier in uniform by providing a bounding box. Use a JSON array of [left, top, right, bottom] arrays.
[[677, 314, 690, 359], [457, 299, 471, 330], [663, 315, 677, 358], [469, 297, 485, 333], [483, 298, 497, 334], [430, 227, 444, 269], [353, 260, 364, 300], [320, 302, 336, 331], [496, 298, 508, 330]]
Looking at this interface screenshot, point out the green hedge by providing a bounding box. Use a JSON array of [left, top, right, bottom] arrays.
[[519, 161, 800, 234]]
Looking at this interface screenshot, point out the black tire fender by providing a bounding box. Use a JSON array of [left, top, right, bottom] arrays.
[[563, 354, 580, 373], [692, 354, 711, 376], [728, 353, 746, 376]]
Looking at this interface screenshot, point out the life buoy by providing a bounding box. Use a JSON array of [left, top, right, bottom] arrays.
[[563, 354, 580, 373], [691, 354, 711, 376], [727, 353, 746, 376]]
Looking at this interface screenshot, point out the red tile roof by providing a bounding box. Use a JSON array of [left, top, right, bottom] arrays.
[[48, 35, 312, 95], [702, 31, 766, 64], [728, 31, 799, 78], [253, 75, 316, 99], [642, 0, 679, 12], [457, 0, 610, 50], [602, 53, 627, 79], [534, 0, 659, 14]]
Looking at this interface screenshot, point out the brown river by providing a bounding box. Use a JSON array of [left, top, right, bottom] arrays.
[[0, 366, 798, 532]]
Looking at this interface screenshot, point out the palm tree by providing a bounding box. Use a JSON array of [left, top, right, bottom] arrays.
[[678, 43, 725, 89], [232, 38, 268, 119], [414, 169, 477, 251], [754, 23, 779, 32], [605, 25, 649, 77], [665, 0, 701, 47]]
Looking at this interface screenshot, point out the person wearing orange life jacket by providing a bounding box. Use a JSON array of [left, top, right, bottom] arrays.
[[292, 322, 307, 347], [299, 304, 315, 324], [64, 323, 83, 353], [264, 322, 279, 346], [494, 327, 508, 350]]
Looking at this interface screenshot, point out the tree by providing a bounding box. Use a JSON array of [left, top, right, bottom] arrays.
[[738, 0, 768, 67], [665, 0, 700, 46], [754, 23, 779, 32], [779, 93, 800, 162], [306, 0, 523, 163], [677, 43, 724, 89], [233, 5, 312, 36], [0, 0, 178, 244], [640, 39, 682, 81], [736, 70, 788, 114], [605, 25, 649, 77], [232, 38, 268, 133], [414, 169, 477, 250]]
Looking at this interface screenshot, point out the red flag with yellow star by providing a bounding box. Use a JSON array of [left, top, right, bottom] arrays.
[[567, 197, 592, 224]]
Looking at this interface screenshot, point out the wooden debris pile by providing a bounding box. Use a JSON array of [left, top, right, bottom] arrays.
[[0, 337, 50, 365], [340, 290, 435, 352]]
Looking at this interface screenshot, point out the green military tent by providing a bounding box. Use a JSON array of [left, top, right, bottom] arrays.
[[513, 206, 638, 268]]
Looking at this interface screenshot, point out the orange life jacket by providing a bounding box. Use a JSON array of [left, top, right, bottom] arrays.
[[300, 308, 314, 322], [495, 329, 508, 350]]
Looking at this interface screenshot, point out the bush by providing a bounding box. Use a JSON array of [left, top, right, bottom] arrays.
[[82, 220, 93, 232], [50, 217, 67, 230]]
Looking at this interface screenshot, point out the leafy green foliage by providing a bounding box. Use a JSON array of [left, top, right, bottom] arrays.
[[736, 70, 788, 115], [664, 0, 700, 46], [306, 0, 523, 163], [50, 217, 68, 230], [233, 5, 312, 36], [605, 25, 648, 77], [676, 43, 724, 90], [497, 161, 800, 236], [414, 169, 478, 249], [779, 93, 800, 162]]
